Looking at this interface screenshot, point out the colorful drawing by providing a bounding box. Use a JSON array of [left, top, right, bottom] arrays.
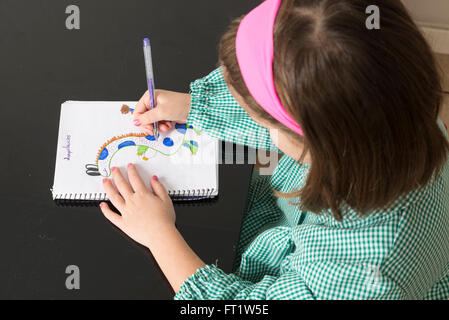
[[85, 105, 201, 177]]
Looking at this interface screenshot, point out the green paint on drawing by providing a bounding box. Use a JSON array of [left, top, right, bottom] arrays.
[[137, 145, 149, 155]]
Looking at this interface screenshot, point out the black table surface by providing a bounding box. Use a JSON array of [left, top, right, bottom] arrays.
[[0, 0, 260, 299]]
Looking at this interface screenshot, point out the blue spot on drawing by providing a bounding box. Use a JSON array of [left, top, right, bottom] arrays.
[[175, 123, 187, 134], [183, 142, 190, 148], [118, 140, 136, 149], [190, 140, 198, 147], [145, 134, 156, 141], [99, 148, 109, 160], [163, 137, 174, 147], [188, 125, 193, 129]]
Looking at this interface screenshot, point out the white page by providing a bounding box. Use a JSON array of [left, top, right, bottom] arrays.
[[52, 101, 218, 200]]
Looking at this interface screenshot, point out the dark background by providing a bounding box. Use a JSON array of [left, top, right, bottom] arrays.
[[0, 0, 259, 299]]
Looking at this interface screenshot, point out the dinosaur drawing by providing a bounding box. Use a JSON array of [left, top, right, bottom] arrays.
[[85, 105, 200, 177]]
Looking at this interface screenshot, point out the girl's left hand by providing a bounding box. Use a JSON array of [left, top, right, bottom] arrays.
[[99, 163, 176, 248]]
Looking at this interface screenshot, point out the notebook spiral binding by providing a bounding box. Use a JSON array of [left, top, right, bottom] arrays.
[[53, 188, 217, 207]]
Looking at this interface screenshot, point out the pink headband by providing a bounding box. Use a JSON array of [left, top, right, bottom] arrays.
[[236, 0, 303, 136]]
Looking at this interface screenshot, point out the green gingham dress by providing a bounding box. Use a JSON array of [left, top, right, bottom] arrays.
[[174, 67, 449, 300]]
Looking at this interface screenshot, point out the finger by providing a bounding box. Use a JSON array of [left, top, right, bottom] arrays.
[[143, 124, 156, 134], [150, 175, 171, 202], [127, 163, 148, 193], [160, 120, 172, 128], [157, 121, 173, 133], [111, 167, 134, 199], [102, 178, 125, 209], [135, 91, 150, 115], [134, 108, 164, 127], [100, 202, 123, 228], [160, 123, 169, 132]]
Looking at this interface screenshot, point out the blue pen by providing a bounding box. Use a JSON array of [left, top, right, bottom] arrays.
[[143, 38, 158, 140]]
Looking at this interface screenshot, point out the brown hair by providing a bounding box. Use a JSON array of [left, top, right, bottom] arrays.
[[219, 0, 449, 220]]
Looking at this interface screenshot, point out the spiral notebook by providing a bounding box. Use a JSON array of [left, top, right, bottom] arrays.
[[52, 101, 219, 205]]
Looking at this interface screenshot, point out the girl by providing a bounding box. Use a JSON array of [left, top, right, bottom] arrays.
[[100, 0, 449, 299]]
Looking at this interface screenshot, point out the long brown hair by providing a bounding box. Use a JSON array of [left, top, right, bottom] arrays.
[[219, 0, 449, 220]]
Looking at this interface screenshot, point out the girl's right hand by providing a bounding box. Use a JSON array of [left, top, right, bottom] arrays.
[[133, 90, 191, 135]]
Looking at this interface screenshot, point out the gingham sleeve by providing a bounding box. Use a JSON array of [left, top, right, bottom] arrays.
[[174, 224, 405, 300], [186, 67, 277, 151], [173, 263, 404, 300], [173, 265, 278, 300]]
